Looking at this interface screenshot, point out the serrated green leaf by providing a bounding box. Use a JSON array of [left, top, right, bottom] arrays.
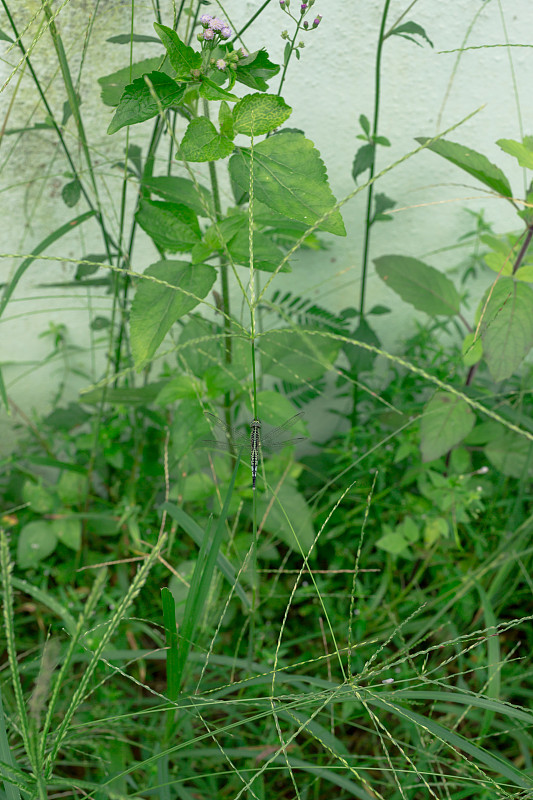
[[496, 137, 533, 169], [479, 277, 533, 380], [420, 392, 475, 462], [229, 131, 346, 236], [142, 176, 213, 216], [130, 260, 216, 369], [374, 255, 460, 316], [415, 137, 513, 198], [153, 22, 201, 78], [179, 117, 234, 162], [227, 228, 290, 273], [135, 199, 201, 252], [98, 58, 169, 106], [51, 517, 82, 551], [233, 93, 292, 136], [17, 522, 58, 569], [108, 72, 185, 134]]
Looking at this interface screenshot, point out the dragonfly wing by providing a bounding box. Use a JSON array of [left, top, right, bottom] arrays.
[[260, 413, 305, 449], [203, 412, 249, 444], [262, 436, 307, 450]]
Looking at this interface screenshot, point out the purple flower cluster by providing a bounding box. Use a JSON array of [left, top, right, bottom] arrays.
[[199, 14, 232, 40]]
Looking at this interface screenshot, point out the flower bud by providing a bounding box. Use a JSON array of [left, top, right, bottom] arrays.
[[279, 0, 286, 5], [312, 14, 322, 27], [281, 29, 289, 39], [203, 28, 214, 40], [300, 2, 308, 12], [303, 20, 309, 29]]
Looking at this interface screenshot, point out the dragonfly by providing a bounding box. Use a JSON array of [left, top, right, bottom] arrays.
[[201, 411, 305, 490]]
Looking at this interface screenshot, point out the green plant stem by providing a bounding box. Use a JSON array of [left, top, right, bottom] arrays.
[[359, 0, 392, 318], [277, 23, 301, 97], [202, 100, 232, 415], [512, 225, 533, 275]]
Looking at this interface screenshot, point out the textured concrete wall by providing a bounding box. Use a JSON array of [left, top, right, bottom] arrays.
[[0, 0, 532, 432]]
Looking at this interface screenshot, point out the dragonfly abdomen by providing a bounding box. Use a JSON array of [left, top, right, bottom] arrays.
[[250, 419, 261, 490]]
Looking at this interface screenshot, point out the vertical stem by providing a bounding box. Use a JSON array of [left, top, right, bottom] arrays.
[[359, 0, 392, 318], [203, 100, 232, 417], [277, 22, 301, 97]]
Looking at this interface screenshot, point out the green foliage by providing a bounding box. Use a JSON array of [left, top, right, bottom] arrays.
[[2, 3, 533, 799]]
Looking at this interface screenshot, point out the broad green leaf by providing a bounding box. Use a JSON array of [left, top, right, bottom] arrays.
[[61, 179, 81, 207], [219, 101, 234, 139], [51, 518, 82, 551], [153, 22, 201, 78], [135, 199, 200, 252], [420, 392, 475, 461], [229, 132, 346, 236], [478, 278, 533, 380], [235, 49, 280, 92], [108, 72, 185, 134], [343, 317, 380, 373], [17, 522, 58, 569], [22, 481, 57, 513], [485, 433, 533, 478], [352, 143, 375, 182], [155, 376, 197, 405], [415, 137, 513, 198], [257, 483, 314, 554], [179, 117, 234, 162], [142, 176, 213, 216], [98, 58, 169, 106], [227, 228, 290, 273], [57, 472, 86, 506], [374, 255, 460, 316], [199, 78, 238, 102], [232, 93, 292, 136], [496, 137, 533, 169], [260, 328, 340, 381], [462, 332, 483, 367], [389, 21, 434, 47], [376, 531, 409, 555], [81, 382, 167, 406], [130, 260, 216, 368]]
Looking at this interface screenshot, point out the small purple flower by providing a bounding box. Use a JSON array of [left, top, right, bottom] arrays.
[[239, 46, 248, 57], [216, 58, 227, 70], [279, 0, 285, 5], [300, 2, 307, 10], [200, 14, 212, 25], [209, 17, 224, 30], [220, 26, 232, 39], [203, 27, 215, 40], [312, 14, 322, 27]]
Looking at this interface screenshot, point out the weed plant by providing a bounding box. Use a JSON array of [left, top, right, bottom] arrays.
[[1, 1, 533, 798]]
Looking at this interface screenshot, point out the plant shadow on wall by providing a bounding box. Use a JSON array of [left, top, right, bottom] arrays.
[[1, 1, 533, 797]]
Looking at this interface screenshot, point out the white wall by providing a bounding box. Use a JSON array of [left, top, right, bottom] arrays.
[[0, 0, 531, 440]]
